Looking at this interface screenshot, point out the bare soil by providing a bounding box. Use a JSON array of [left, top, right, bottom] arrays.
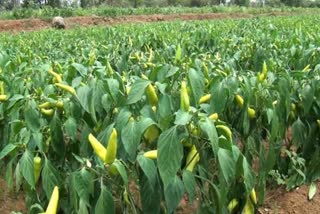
[[260, 182, 320, 214], [0, 12, 296, 33], [0, 178, 26, 214]]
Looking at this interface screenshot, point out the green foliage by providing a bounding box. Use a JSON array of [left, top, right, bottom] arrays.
[[0, 14, 320, 213], [0, 5, 319, 20]]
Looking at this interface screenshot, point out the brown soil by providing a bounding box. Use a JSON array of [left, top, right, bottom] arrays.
[[0, 178, 26, 214], [0, 12, 297, 33], [260, 182, 320, 214]]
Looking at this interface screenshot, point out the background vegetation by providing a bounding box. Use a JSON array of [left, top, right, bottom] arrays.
[[0, 0, 320, 20]]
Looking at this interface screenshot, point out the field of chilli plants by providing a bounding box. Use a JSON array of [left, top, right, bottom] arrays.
[[0, 14, 320, 213]]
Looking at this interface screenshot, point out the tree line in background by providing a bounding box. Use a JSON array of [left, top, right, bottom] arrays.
[[0, 0, 319, 15]]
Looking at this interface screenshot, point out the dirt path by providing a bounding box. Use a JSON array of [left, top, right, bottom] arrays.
[[0, 11, 295, 33]]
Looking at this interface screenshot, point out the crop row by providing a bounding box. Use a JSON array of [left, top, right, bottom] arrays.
[[0, 14, 320, 213]]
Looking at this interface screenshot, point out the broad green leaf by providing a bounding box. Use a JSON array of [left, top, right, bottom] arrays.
[[5, 158, 14, 190], [158, 95, 173, 129], [115, 107, 131, 130], [78, 198, 89, 214], [199, 118, 219, 154], [188, 68, 205, 106], [64, 117, 77, 140], [74, 168, 94, 205], [106, 78, 119, 102], [42, 158, 60, 199], [15, 162, 22, 192], [164, 175, 184, 213], [292, 118, 306, 147], [136, 117, 156, 136], [306, 149, 320, 182], [210, 81, 227, 113], [243, 156, 255, 193], [174, 109, 193, 126], [158, 126, 183, 186], [10, 120, 24, 135], [101, 94, 112, 112], [72, 63, 87, 77], [7, 94, 24, 109], [265, 142, 276, 172], [19, 149, 35, 188], [0, 51, 10, 67], [140, 173, 161, 214], [112, 160, 128, 186], [95, 184, 115, 214], [24, 103, 40, 132], [77, 85, 96, 122], [266, 108, 274, 124], [0, 144, 16, 160], [165, 65, 179, 78], [236, 154, 255, 193], [137, 154, 157, 188], [301, 84, 314, 114], [127, 78, 150, 104], [50, 114, 65, 157], [218, 148, 235, 186], [32, 131, 44, 152], [121, 119, 139, 161], [183, 170, 196, 203]]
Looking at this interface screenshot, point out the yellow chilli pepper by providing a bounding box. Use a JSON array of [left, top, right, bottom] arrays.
[[250, 188, 257, 204], [216, 125, 232, 143], [143, 125, 160, 144], [46, 186, 59, 214], [180, 81, 190, 111], [55, 101, 64, 108], [40, 108, 54, 116], [235, 94, 244, 108], [186, 145, 200, 172], [39, 102, 52, 109], [0, 81, 5, 94], [0, 94, 7, 101], [34, 156, 42, 183], [48, 68, 62, 83], [152, 106, 157, 113], [143, 150, 157, 160], [123, 188, 130, 205], [227, 198, 239, 213], [208, 113, 219, 121], [198, 94, 211, 104], [88, 134, 107, 162], [247, 107, 256, 119], [105, 128, 118, 164], [241, 198, 255, 214], [258, 61, 267, 81], [146, 84, 158, 107], [55, 83, 77, 96]]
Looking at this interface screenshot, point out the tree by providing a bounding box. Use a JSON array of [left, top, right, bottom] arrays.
[[234, 0, 250, 6], [281, 0, 304, 6]]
